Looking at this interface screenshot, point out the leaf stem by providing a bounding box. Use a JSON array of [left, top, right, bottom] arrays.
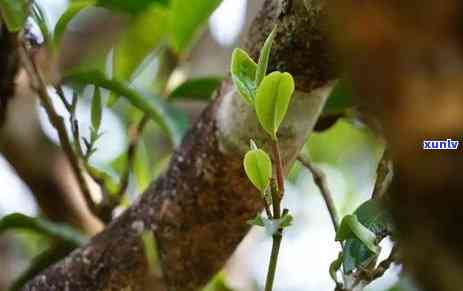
[[264, 139, 287, 291], [264, 231, 282, 291], [271, 139, 284, 218]]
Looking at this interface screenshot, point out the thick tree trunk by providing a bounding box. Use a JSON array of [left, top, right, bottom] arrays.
[[329, 1, 463, 290], [21, 1, 336, 290]]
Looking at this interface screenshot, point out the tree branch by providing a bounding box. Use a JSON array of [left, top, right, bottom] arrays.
[[22, 1, 337, 290], [298, 156, 339, 231]]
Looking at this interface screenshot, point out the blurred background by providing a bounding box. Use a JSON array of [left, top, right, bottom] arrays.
[[0, 1, 408, 290]]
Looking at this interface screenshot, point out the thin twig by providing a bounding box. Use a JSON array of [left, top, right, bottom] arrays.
[[298, 156, 339, 231], [370, 245, 397, 281], [18, 39, 98, 216], [372, 149, 393, 199], [116, 115, 149, 198], [264, 230, 282, 291]]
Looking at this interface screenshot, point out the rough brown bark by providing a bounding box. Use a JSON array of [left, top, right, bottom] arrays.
[[329, 1, 463, 290], [21, 1, 336, 290], [0, 23, 19, 125]]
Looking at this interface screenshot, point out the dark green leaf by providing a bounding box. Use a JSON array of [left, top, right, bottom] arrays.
[[0, 0, 28, 32], [230, 48, 257, 105], [0, 213, 87, 246], [255, 71, 295, 139], [323, 79, 354, 114], [355, 199, 394, 236], [342, 239, 376, 274], [53, 1, 95, 47], [169, 77, 223, 101], [340, 199, 394, 273], [91, 86, 103, 131], [168, 0, 222, 52], [243, 147, 272, 193], [255, 26, 277, 86], [64, 70, 188, 146]]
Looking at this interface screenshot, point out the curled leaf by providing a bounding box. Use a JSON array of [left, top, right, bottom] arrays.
[[336, 214, 379, 254], [230, 48, 257, 105]]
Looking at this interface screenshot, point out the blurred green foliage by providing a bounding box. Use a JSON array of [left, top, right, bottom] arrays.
[[0, 0, 28, 31]]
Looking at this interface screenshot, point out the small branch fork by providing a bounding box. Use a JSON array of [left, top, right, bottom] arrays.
[[18, 39, 98, 216], [18, 36, 150, 223], [298, 151, 397, 291]]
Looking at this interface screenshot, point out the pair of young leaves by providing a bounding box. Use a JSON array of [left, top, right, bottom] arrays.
[[231, 27, 295, 194], [231, 27, 295, 141]]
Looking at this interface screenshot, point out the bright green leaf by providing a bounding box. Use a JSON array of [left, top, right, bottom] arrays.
[[255, 26, 277, 86], [278, 213, 293, 228], [336, 214, 379, 254], [168, 0, 222, 52], [133, 141, 152, 191], [64, 70, 188, 146], [113, 4, 168, 82], [0, 213, 87, 246], [255, 71, 295, 139], [91, 86, 103, 131], [247, 214, 266, 227], [169, 77, 223, 101], [202, 273, 235, 291], [53, 1, 95, 47], [0, 0, 28, 32], [230, 48, 257, 105], [97, 0, 168, 15], [243, 148, 272, 193], [141, 231, 162, 276]]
